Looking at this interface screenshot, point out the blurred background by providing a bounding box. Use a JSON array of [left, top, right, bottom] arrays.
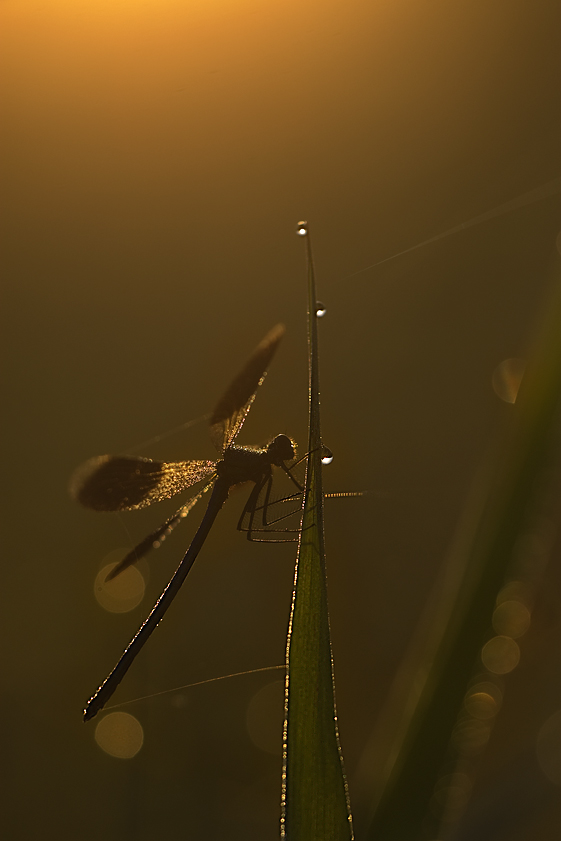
[[1, 1, 560, 838]]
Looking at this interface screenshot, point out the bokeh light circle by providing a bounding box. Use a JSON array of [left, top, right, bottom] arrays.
[[246, 680, 284, 755], [491, 358, 526, 403], [536, 709, 561, 785], [94, 550, 146, 613], [94, 712, 144, 759], [492, 599, 531, 638], [481, 635, 520, 674], [450, 717, 491, 755], [464, 690, 499, 721]]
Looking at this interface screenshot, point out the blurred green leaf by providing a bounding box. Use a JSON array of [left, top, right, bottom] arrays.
[[367, 271, 561, 840], [281, 223, 353, 841]]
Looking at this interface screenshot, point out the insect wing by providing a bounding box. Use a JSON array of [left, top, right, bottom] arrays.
[[209, 323, 285, 454], [105, 477, 216, 579], [70, 455, 216, 511]]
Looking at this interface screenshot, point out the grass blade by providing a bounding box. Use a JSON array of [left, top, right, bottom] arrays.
[[281, 222, 353, 841], [367, 271, 561, 840]]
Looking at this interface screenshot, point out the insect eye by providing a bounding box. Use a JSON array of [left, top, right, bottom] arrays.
[[268, 434, 296, 463]]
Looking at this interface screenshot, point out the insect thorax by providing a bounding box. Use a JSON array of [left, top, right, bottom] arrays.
[[217, 445, 272, 485]]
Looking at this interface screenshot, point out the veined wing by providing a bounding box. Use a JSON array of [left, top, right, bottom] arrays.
[[209, 323, 285, 454], [105, 478, 215, 579], [69, 455, 216, 511]]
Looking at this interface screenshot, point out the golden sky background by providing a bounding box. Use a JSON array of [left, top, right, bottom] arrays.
[[1, 1, 560, 839]]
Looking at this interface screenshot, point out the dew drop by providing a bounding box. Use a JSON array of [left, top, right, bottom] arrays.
[[296, 220, 308, 236], [321, 445, 334, 465], [315, 301, 327, 318]]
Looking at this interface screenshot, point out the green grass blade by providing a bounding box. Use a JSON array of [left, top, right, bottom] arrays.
[[281, 222, 353, 841], [367, 273, 561, 841]]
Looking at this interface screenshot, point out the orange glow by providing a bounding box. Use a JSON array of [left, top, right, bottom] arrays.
[[3, 0, 560, 836]]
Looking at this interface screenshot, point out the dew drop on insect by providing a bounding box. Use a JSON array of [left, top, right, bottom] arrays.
[[321, 446, 334, 465], [296, 220, 308, 236], [315, 301, 327, 318]]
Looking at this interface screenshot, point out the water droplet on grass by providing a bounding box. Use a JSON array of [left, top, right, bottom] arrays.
[[321, 446, 334, 465]]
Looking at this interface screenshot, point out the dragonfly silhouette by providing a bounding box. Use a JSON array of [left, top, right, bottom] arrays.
[[71, 324, 302, 721]]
